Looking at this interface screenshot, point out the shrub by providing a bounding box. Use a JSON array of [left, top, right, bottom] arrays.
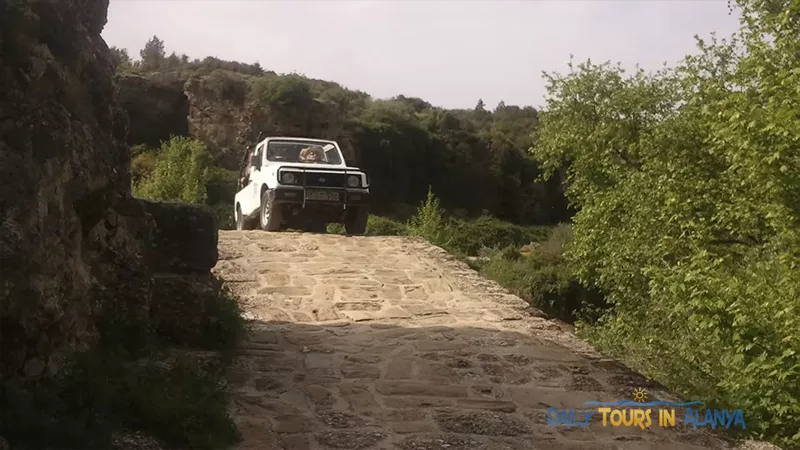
[[133, 136, 212, 204], [326, 223, 345, 234], [249, 74, 313, 111], [131, 150, 157, 185], [406, 187, 448, 246], [205, 167, 239, 230], [366, 215, 406, 236], [202, 69, 248, 104], [479, 227, 606, 323], [445, 216, 551, 256]]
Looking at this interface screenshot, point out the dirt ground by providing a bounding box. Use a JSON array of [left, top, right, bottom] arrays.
[[213, 230, 774, 450]]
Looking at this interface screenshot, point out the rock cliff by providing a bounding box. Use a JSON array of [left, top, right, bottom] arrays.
[[0, 0, 218, 386], [116, 70, 358, 170]]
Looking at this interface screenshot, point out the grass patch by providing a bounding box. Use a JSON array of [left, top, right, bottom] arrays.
[[0, 282, 245, 449]]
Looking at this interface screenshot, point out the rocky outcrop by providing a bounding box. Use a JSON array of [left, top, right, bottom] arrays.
[[0, 0, 219, 387], [115, 74, 190, 148], [117, 71, 358, 169], [1, 0, 132, 380]]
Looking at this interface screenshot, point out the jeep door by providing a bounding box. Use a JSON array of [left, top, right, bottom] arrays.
[[236, 143, 264, 217]]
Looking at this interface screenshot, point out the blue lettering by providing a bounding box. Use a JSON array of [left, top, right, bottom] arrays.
[[580, 409, 596, 429], [731, 410, 746, 430], [702, 409, 714, 428], [547, 408, 560, 426], [558, 409, 573, 429], [714, 409, 727, 429], [684, 408, 698, 429]]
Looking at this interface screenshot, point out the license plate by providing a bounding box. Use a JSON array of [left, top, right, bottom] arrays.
[[305, 190, 340, 201]]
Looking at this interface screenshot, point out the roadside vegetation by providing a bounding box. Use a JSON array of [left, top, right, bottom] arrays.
[[0, 283, 245, 449]]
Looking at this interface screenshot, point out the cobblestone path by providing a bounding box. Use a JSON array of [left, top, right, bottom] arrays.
[[213, 231, 747, 450]]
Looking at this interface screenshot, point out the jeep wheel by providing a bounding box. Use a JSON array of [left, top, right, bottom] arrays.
[[344, 208, 368, 235], [259, 189, 282, 231], [236, 205, 244, 230], [236, 205, 256, 230]]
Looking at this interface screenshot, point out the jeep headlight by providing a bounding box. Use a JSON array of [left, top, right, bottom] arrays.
[[281, 172, 296, 185], [347, 175, 360, 188]]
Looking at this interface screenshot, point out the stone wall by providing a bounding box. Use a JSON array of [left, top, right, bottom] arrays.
[[0, 0, 219, 384]]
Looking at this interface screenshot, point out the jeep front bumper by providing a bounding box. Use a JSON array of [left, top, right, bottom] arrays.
[[270, 187, 370, 208]]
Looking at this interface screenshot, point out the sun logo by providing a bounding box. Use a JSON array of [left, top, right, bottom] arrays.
[[633, 387, 648, 403]]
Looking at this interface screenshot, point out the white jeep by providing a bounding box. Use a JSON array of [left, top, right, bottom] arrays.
[[234, 137, 370, 234]]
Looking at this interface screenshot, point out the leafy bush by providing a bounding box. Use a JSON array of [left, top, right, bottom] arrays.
[[133, 136, 213, 204], [249, 74, 313, 111], [326, 222, 345, 234], [366, 215, 407, 236], [202, 69, 248, 104], [478, 227, 606, 323], [446, 216, 550, 256], [205, 167, 239, 230], [531, 2, 800, 445], [406, 187, 448, 246], [131, 149, 157, 185]]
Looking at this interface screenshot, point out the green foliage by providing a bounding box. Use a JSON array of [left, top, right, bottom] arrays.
[[139, 35, 165, 71], [205, 167, 239, 230], [130, 147, 157, 185], [109, 46, 131, 69], [366, 215, 407, 236], [202, 69, 248, 104], [133, 136, 212, 204], [326, 216, 407, 236], [479, 228, 606, 323], [406, 187, 448, 246], [0, 284, 245, 449], [445, 216, 551, 256], [531, 1, 800, 445], [326, 222, 346, 235], [1, 351, 239, 450], [249, 74, 314, 112]]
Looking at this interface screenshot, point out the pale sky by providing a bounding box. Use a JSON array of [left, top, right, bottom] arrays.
[[102, 0, 741, 110]]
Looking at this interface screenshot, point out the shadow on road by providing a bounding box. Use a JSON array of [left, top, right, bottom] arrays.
[[226, 318, 736, 450]]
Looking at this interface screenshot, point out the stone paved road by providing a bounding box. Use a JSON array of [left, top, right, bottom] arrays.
[[213, 231, 756, 450]]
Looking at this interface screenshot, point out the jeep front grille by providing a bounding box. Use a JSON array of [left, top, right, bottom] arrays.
[[304, 172, 345, 188]]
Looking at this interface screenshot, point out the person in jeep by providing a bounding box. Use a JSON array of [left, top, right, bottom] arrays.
[[239, 150, 254, 186], [298, 146, 324, 163]]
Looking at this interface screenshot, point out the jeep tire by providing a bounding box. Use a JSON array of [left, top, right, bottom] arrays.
[[344, 208, 368, 235], [236, 204, 256, 230], [259, 189, 282, 231]]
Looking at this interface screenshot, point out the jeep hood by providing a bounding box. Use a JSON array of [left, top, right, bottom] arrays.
[[275, 163, 363, 172]]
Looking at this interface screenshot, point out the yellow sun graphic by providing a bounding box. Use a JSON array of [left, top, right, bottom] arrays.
[[633, 387, 648, 403]]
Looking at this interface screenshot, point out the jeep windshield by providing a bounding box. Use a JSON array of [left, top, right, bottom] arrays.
[[266, 140, 343, 165]]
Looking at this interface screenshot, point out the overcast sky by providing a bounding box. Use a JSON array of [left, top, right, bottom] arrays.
[[102, 0, 741, 110]]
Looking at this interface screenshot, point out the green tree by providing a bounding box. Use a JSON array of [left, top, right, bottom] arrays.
[[530, 1, 799, 445], [109, 46, 131, 69], [133, 136, 212, 204], [140, 35, 166, 71]]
